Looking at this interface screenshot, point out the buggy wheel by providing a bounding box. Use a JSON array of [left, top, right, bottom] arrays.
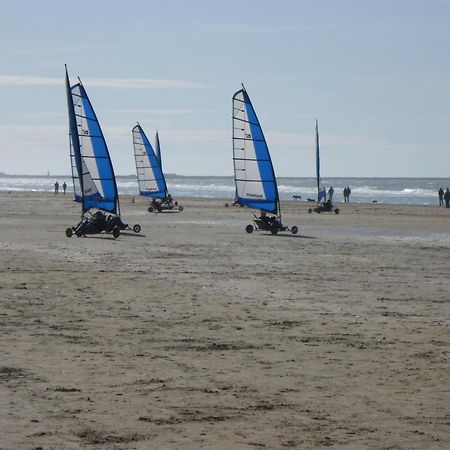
[[245, 224, 254, 234], [112, 228, 120, 239], [270, 224, 279, 235], [178, 205, 184, 212], [133, 224, 141, 233], [334, 208, 340, 214], [308, 208, 312, 214], [291, 225, 298, 235], [65, 227, 73, 238], [224, 203, 229, 207], [148, 206, 154, 212]]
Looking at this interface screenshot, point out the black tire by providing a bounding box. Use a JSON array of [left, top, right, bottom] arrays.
[[112, 228, 120, 239], [335, 208, 340, 214], [291, 225, 298, 235], [245, 224, 254, 234], [133, 224, 141, 233], [224, 203, 229, 207], [270, 224, 279, 235], [308, 208, 312, 214], [65, 227, 73, 238], [148, 206, 154, 213], [178, 205, 184, 212]]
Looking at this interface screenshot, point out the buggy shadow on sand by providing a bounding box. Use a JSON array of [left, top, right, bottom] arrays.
[[66, 210, 141, 239], [246, 214, 298, 235], [308, 200, 340, 214]]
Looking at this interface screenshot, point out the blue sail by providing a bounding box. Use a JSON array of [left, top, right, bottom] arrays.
[[65, 67, 119, 214], [232, 87, 278, 215], [132, 124, 167, 198]]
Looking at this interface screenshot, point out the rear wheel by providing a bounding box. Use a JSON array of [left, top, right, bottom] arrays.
[[65, 227, 73, 238], [308, 208, 312, 213], [335, 208, 340, 214], [270, 224, 279, 235], [148, 206, 154, 212], [224, 203, 229, 207], [178, 205, 184, 212], [112, 228, 120, 239], [133, 224, 141, 233], [291, 225, 298, 235], [245, 224, 254, 234]]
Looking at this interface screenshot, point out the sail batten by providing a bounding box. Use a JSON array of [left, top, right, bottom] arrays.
[[133, 124, 168, 198], [232, 88, 279, 215]]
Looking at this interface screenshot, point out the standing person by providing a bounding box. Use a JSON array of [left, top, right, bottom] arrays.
[[54, 181, 59, 195], [438, 187, 444, 206], [343, 186, 350, 203], [62, 182, 67, 195], [347, 186, 351, 203], [328, 186, 334, 202], [444, 188, 450, 208]]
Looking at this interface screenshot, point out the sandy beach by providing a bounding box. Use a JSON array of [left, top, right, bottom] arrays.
[[0, 191, 449, 449]]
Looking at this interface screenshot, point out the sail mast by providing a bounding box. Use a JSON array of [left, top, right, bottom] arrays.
[[65, 65, 85, 215], [315, 119, 321, 203]]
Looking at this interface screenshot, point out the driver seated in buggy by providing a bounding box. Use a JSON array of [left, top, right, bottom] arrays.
[[256, 211, 279, 231]]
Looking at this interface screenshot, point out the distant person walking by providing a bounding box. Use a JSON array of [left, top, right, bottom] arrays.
[[346, 186, 351, 203], [62, 182, 67, 195], [438, 187, 444, 206], [54, 181, 59, 195], [444, 188, 450, 208], [328, 186, 334, 202]]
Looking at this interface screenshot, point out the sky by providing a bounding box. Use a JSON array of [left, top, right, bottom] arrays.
[[1, 0, 450, 177]]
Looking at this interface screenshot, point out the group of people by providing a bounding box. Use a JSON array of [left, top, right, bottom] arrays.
[[319, 185, 351, 203], [54, 181, 67, 195], [438, 187, 450, 207]]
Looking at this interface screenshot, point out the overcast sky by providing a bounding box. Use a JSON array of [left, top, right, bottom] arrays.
[[1, 0, 450, 177]]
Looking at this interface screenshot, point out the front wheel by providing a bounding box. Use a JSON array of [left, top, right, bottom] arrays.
[[334, 208, 340, 214], [112, 228, 120, 239], [178, 205, 184, 212], [133, 224, 141, 233], [65, 227, 73, 238], [148, 206, 154, 213], [291, 225, 298, 235], [245, 224, 254, 234], [308, 208, 312, 214], [224, 203, 229, 207]]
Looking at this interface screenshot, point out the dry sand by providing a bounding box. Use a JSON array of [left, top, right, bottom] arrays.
[[0, 191, 449, 449]]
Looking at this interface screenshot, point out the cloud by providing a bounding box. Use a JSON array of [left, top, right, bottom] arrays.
[[0, 75, 207, 89], [111, 108, 219, 115]]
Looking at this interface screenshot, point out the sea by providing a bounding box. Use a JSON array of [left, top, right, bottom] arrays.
[[0, 175, 449, 206]]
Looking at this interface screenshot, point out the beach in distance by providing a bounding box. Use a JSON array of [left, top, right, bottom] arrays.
[[1, 191, 450, 449]]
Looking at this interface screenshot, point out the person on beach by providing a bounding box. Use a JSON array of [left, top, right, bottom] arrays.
[[438, 187, 444, 206], [444, 188, 450, 208], [346, 186, 351, 203], [343, 186, 351, 203], [54, 181, 59, 195], [62, 182, 67, 195], [328, 186, 334, 202]]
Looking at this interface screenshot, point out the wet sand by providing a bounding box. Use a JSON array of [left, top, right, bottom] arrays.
[[0, 191, 449, 449]]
